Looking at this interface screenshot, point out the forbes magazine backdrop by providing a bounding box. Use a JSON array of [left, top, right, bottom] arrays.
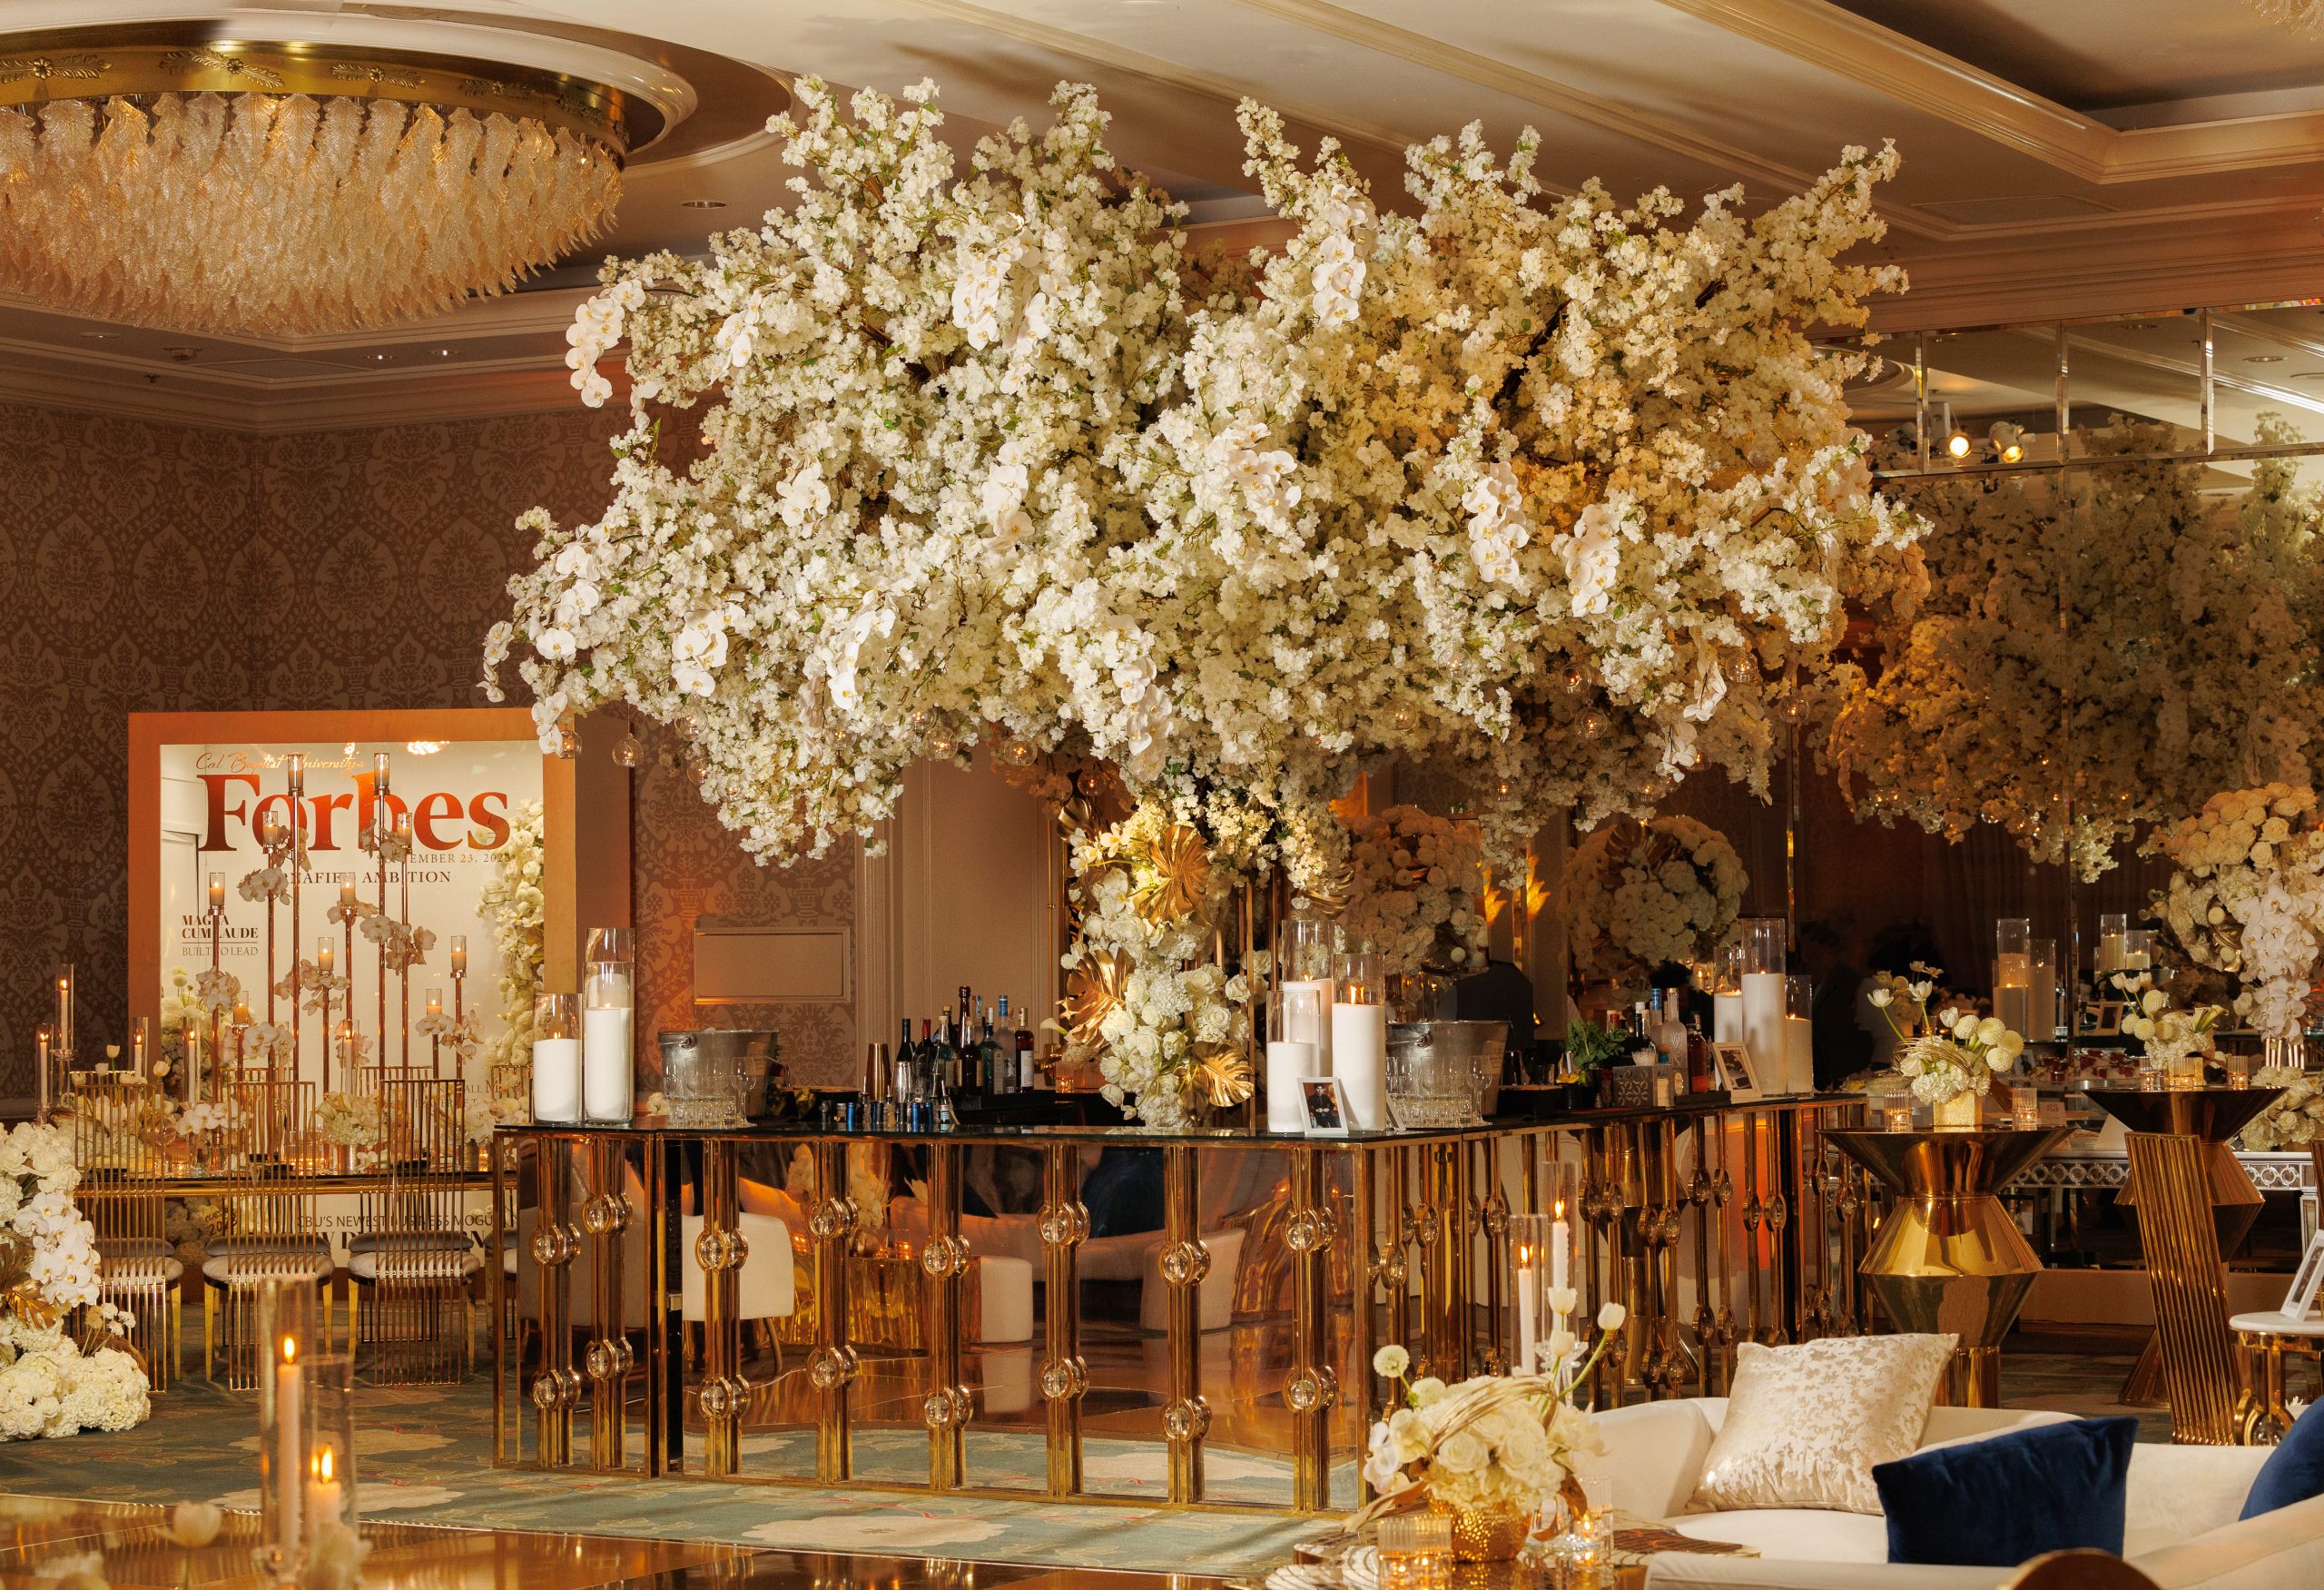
[[156, 733, 542, 1093]]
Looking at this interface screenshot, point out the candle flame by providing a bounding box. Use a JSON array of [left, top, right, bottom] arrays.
[[281, 1334, 298, 1363], [314, 1446, 334, 1482], [1553, 1197, 1564, 1220]]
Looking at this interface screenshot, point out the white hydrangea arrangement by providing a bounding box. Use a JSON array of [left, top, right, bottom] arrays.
[[0, 1122, 152, 1441], [1871, 971, 2024, 1105], [1830, 420, 2324, 879], [474, 798, 547, 1111], [2151, 784, 2324, 1042], [1338, 805, 1489, 980], [1565, 815, 1747, 986], [487, 76, 1924, 902]]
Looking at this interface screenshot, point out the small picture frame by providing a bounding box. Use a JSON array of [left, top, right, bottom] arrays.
[[1299, 1076, 1350, 1137], [1712, 1043, 1761, 1102], [2284, 1230, 2324, 1320]]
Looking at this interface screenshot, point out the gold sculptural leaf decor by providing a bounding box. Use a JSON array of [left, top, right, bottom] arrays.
[[0, 1230, 60, 1331], [1297, 858, 1355, 917], [1132, 823, 1213, 925], [1061, 947, 1133, 1050], [157, 48, 287, 89], [1191, 1043, 1255, 1109]]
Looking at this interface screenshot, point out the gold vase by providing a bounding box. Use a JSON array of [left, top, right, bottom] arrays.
[[1429, 1499, 1531, 1563], [1932, 1091, 1980, 1130]]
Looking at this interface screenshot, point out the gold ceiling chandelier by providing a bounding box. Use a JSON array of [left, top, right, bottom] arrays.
[[0, 26, 665, 335]]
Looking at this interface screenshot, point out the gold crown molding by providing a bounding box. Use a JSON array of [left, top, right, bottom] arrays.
[[0, 25, 663, 155], [1654, 0, 2324, 186]]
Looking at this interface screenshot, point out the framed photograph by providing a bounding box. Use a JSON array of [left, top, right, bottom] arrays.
[[2284, 1230, 2324, 1320], [1299, 1076, 1350, 1137], [1711, 1043, 1761, 1102]]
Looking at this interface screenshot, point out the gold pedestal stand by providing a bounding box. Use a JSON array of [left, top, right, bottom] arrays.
[[1824, 1126, 2070, 1407], [2086, 1088, 2282, 1411]]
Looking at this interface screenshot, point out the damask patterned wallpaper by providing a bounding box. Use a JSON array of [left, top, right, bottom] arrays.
[[0, 400, 856, 1100]]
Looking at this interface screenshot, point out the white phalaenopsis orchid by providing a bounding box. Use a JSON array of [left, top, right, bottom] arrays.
[[488, 76, 1924, 895]]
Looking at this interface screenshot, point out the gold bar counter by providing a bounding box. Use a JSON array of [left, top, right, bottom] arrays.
[[490, 1101, 1875, 1514]]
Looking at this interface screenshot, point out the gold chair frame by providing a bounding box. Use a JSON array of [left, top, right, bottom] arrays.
[[350, 1078, 474, 1384], [202, 1079, 334, 1388], [69, 1074, 182, 1388]]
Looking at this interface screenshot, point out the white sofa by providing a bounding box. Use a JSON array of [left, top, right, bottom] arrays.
[[1593, 1397, 2324, 1590]]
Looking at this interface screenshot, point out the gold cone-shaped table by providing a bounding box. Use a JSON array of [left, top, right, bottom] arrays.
[[1825, 1126, 2073, 1407]]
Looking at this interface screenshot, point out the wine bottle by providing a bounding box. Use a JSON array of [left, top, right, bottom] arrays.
[[1002, 994, 1036, 1091], [1686, 1016, 1714, 1095], [979, 1003, 1006, 1100]]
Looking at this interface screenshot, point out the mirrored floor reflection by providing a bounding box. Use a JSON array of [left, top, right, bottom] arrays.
[[0, 1495, 1235, 1590]]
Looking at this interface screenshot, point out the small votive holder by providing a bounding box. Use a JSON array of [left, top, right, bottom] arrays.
[[2225, 1052, 2252, 1090], [2010, 1087, 2043, 1131], [1883, 1103, 1914, 1133], [2138, 1062, 2164, 1092], [1377, 1512, 1452, 1590]]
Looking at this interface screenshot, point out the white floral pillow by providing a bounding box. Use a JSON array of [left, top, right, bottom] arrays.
[[1691, 1334, 1958, 1515]]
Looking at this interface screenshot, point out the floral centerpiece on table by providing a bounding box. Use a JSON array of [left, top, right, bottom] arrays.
[[2117, 976, 2226, 1080], [1871, 968, 2024, 1116], [2151, 784, 2324, 1045], [1566, 816, 1747, 991], [1057, 800, 1253, 1129], [1358, 1304, 1624, 1562], [1830, 420, 2324, 880], [1, 1122, 151, 1441], [1338, 805, 1489, 982]]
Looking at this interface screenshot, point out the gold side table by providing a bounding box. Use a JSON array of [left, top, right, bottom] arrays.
[[1825, 1125, 2072, 1407], [2086, 1087, 2284, 1408]]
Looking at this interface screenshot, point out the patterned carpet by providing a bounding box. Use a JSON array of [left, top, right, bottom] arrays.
[[0, 1347, 2179, 1573]]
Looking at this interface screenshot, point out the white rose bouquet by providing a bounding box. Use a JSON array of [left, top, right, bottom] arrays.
[[1565, 815, 1747, 987], [0, 1122, 152, 1441], [2151, 784, 2324, 1043], [1338, 805, 1489, 979], [2243, 1067, 2324, 1151], [1357, 1303, 1623, 1541], [1872, 970, 2024, 1105]]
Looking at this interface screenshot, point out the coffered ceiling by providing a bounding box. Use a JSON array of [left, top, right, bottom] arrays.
[[8, 0, 2324, 431]]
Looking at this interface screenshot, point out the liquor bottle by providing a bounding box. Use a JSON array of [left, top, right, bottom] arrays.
[[979, 1004, 1007, 1100], [955, 986, 977, 1093], [1002, 994, 1037, 1091], [1657, 990, 1689, 1072], [1685, 1016, 1713, 1095], [1629, 1002, 1657, 1066]]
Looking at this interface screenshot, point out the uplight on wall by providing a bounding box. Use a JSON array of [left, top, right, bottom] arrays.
[[1988, 421, 2024, 464]]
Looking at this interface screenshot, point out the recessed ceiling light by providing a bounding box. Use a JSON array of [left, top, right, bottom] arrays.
[[79, 331, 113, 340], [374, 353, 389, 361], [438, 348, 453, 357], [682, 198, 727, 209], [2244, 353, 2287, 363]]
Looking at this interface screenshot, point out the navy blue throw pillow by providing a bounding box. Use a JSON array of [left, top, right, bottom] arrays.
[[1873, 1417, 2137, 1567], [2243, 1401, 2324, 1518]]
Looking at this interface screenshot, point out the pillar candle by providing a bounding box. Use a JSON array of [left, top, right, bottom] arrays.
[[1330, 1002, 1388, 1130], [1712, 989, 1743, 1045], [275, 1335, 304, 1553], [1265, 1039, 1315, 1132], [1739, 973, 1785, 1093], [1514, 1242, 1537, 1378], [532, 1035, 580, 1123], [1279, 979, 1334, 1071], [1782, 1014, 1815, 1094]]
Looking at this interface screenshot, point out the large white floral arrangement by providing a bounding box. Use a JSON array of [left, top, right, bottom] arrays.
[[1338, 805, 1489, 979], [486, 76, 1924, 902], [475, 798, 547, 1110], [1830, 421, 2324, 878], [1565, 815, 1746, 985], [2152, 784, 2324, 1042], [1358, 1304, 1620, 1528], [1058, 801, 1252, 1129], [1871, 970, 2024, 1105], [2242, 1067, 2324, 1151], [0, 1123, 150, 1441]]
